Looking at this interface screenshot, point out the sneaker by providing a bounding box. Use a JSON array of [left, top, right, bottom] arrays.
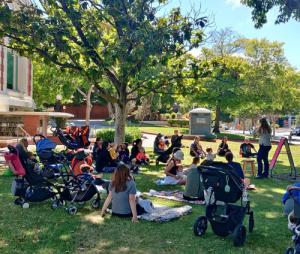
[[255, 175, 264, 179]]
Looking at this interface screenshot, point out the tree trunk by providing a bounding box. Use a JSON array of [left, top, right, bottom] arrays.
[[213, 104, 221, 133], [114, 103, 126, 144], [85, 85, 94, 126], [107, 102, 115, 119]]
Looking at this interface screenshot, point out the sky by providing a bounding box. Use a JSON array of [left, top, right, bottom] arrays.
[[163, 0, 300, 69]]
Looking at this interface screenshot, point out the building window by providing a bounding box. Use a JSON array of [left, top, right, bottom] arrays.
[[7, 51, 14, 90]]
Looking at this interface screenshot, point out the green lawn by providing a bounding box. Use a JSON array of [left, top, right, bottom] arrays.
[[0, 140, 297, 254]]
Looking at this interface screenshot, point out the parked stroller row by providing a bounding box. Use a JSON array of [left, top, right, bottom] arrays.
[[4, 126, 108, 215]]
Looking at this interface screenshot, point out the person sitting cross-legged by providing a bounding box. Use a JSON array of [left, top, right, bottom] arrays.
[[240, 138, 257, 158], [164, 149, 186, 185], [217, 136, 231, 157], [100, 164, 144, 223], [183, 157, 204, 201]]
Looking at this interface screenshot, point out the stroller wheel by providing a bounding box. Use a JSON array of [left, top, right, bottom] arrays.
[[14, 197, 25, 206], [249, 211, 254, 233], [22, 202, 30, 209], [67, 206, 77, 215], [285, 247, 295, 254], [91, 198, 101, 209], [193, 216, 208, 236], [233, 225, 246, 247]]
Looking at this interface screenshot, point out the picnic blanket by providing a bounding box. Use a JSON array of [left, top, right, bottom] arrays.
[[138, 204, 192, 222], [144, 189, 205, 205], [155, 178, 177, 185]]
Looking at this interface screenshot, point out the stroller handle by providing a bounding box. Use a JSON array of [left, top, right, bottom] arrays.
[[33, 134, 47, 144]]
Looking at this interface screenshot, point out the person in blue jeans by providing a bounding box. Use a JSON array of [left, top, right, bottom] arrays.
[[256, 118, 272, 179]]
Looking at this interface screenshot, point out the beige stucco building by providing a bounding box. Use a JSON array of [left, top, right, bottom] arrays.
[[0, 44, 35, 112]]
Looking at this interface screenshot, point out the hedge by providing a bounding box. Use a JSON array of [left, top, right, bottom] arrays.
[[167, 119, 189, 127], [96, 127, 141, 143]]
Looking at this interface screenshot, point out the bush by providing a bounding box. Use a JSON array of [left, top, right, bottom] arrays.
[[96, 127, 141, 143], [167, 119, 189, 127], [215, 132, 245, 140]]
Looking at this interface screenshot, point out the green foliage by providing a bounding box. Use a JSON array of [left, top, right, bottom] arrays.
[[171, 113, 177, 119], [215, 133, 245, 140], [0, 0, 207, 142], [296, 114, 300, 125], [96, 127, 141, 143], [167, 119, 189, 127], [241, 0, 300, 28]]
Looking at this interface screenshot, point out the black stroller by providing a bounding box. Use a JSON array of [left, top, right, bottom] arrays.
[[154, 134, 183, 164], [33, 134, 71, 180], [285, 190, 300, 254], [5, 145, 61, 209], [193, 162, 254, 246], [57, 174, 107, 215]]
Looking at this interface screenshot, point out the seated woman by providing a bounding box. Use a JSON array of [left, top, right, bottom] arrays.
[[190, 136, 206, 158], [164, 149, 186, 185], [117, 143, 130, 164], [95, 141, 117, 173], [130, 138, 148, 165], [183, 157, 204, 201], [282, 183, 300, 216], [100, 164, 143, 223], [92, 137, 102, 161], [108, 143, 119, 161], [240, 138, 257, 158], [217, 136, 231, 157]]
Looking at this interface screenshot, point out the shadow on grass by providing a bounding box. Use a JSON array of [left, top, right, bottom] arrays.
[[0, 158, 295, 254]]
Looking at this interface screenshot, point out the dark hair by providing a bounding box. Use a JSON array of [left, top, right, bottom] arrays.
[[192, 157, 200, 165], [111, 164, 132, 193], [102, 141, 109, 150], [258, 118, 271, 134], [206, 147, 212, 153], [133, 138, 142, 146], [225, 152, 233, 162]]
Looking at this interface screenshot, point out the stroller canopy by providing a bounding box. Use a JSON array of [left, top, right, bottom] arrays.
[[200, 162, 244, 204], [36, 138, 57, 153]]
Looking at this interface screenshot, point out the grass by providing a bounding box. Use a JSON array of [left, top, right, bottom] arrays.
[[0, 140, 298, 254]]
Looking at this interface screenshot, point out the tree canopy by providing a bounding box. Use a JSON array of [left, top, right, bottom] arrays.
[[0, 0, 207, 142], [241, 0, 300, 28]]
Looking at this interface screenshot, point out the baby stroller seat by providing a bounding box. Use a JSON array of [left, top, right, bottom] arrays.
[[52, 125, 90, 150], [285, 190, 300, 254], [193, 162, 254, 247], [34, 134, 70, 179], [59, 174, 102, 215], [4, 145, 59, 209]]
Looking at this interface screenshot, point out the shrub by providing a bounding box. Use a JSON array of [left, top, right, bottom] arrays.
[[171, 112, 177, 119], [96, 127, 141, 144], [167, 119, 189, 127]]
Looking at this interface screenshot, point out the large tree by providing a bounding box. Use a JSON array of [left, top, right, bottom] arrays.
[[0, 0, 207, 143], [241, 0, 300, 28]]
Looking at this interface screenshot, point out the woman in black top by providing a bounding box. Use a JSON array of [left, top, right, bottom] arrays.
[[217, 136, 231, 157], [96, 141, 116, 172], [130, 139, 143, 161]]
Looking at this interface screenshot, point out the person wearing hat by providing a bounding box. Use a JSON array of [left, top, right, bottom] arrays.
[[164, 149, 186, 185], [71, 149, 93, 176]]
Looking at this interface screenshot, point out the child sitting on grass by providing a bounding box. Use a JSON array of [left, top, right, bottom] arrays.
[[136, 147, 150, 165], [205, 147, 216, 161]]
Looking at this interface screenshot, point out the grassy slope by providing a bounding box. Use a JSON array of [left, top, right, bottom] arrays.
[[0, 140, 297, 254]]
